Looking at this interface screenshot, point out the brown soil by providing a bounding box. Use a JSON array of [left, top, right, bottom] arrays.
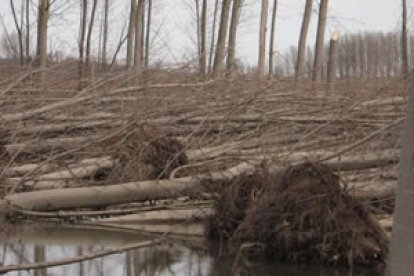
[[207, 162, 389, 268]]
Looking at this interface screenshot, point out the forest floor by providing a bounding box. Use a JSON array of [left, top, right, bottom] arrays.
[[0, 64, 406, 271]]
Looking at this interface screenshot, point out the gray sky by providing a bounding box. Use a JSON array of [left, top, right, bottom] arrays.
[[0, 0, 404, 65]]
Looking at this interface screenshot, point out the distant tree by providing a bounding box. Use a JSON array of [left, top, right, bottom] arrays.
[[9, 0, 24, 65]]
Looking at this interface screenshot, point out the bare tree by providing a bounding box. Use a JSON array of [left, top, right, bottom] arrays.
[[10, 0, 24, 65], [127, 0, 137, 70], [212, 0, 232, 77], [388, 74, 414, 276], [78, 0, 88, 89], [268, 0, 278, 77], [134, 0, 145, 76], [327, 31, 339, 88], [199, 0, 207, 76], [85, 0, 99, 71], [226, 0, 242, 75], [195, 0, 201, 63], [25, 0, 30, 62], [101, 0, 109, 70], [312, 0, 328, 83], [144, 0, 152, 68], [36, 0, 50, 83], [402, 0, 409, 77], [258, 0, 268, 79], [296, 0, 312, 80], [208, 0, 220, 74]]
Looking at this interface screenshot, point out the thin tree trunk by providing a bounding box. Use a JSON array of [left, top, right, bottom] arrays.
[[35, 0, 50, 83], [327, 31, 339, 89], [126, 0, 137, 70], [34, 245, 46, 276], [209, 0, 220, 74], [199, 0, 207, 76], [10, 0, 24, 66], [226, 0, 242, 76], [144, 0, 152, 68], [312, 0, 328, 83], [78, 0, 88, 90], [388, 74, 414, 275], [141, 1, 145, 64], [101, 0, 109, 71], [295, 0, 312, 80], [134, 0, 145, 77], [258, 0, 268, 79], [25, 0, 30, 63], [268, 0, 278, 77], [85, 0, 98, 72], [195, 0, 201, 64], [402, 0, 409, 77]]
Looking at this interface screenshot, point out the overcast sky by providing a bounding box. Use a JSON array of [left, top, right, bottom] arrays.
[[0, 0, 405, 65]]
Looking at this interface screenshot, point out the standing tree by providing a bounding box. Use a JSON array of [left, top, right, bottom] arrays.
[[388, 74, 414, 275], [126, 0, 137, 70], [199, 0, 207, 76], [268, 0, 278, 77], [144, 0, 152, 68], [296, 0, 312, 80], [258, 0, 269, 79], [226, 0, 242, 75], [208, 0, 220, 74], [101, 0, 109, 71], [78, 0, 88, 89], [134, 0, 145, 77], [212, 0, 232, 77], [327, 31, 339, 88], [25, 0, 30, 62], [85, 0, 98, 71], [10, 0, 24, 65], [312, 0, 328, 83], [402, 0, 409, 77], [36, 0, 50, 83]]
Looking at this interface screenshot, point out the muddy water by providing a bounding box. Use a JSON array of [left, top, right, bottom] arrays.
[[0, 224, 378, 276]]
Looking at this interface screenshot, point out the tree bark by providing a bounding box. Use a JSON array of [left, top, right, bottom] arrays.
[[388, 74, 414, 275], [195, 0, 201, 65], [10, 0, 24, 66], [199, 0, 207, 76], [35, 0, 50, 83], [295, 0, 312, 80], [101, 0, 109, 71], [212, 0, 232, 77], [126, 0, 137, 70], [268, 0, 278, 77], [78, 0, 88, 90], [134, 0, 145, 77], [258, 0, 268, 79], [25, 0, 30, 63], [312, 0, 328, 83], [144, 0, 152, 68], [226, 0, 242, 75], [401, 0, 409, 77], [208, 0, 220, 74], [85, 0, 98, 72], [327, 31, 339, 88]]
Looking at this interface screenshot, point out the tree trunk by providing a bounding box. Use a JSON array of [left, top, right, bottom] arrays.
[[25, 0, 30, 63], [312, 0, 328, 83], [85, 0, 98, 72], [195, 0, 201, 65], [144, 0, 152, 68], [295, 0, 312, 80], [126, 0, 137, 70], [226, 0, 242, 75], [10, 0, 24, 66], [401, 0, 409, 77], [208, 0, 220, 74], [212, 0, 232, 77], [199, 0, 207, 76], [78, 0, 88, 90], [35, 0, 50, 83], [268, 0, 278, 77], [134, 0, 145, 77], [258, 0, 269, 79], [327, 31, 339, 88], [388, 74, 414, 275], [101, 0, 109, 71]]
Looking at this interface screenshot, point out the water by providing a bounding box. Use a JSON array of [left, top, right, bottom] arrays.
[[0, 224, 380, 276]]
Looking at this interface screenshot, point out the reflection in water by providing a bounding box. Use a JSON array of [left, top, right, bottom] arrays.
[[0, 225, 379, 276]]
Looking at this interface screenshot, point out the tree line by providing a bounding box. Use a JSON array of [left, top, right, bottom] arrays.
[[0, 0, 410, 85]]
